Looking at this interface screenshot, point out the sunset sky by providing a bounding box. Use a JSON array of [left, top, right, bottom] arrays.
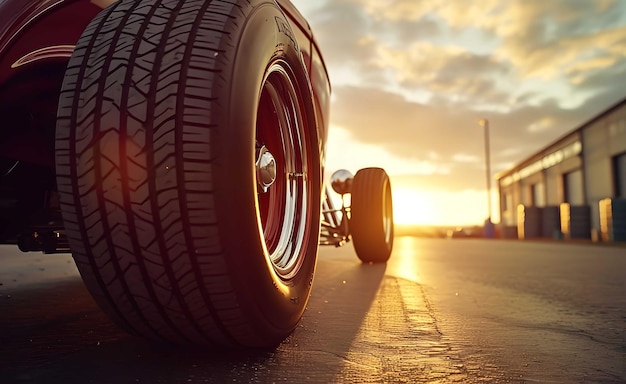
[[292, 0, 626, 225], [290, 0, 626, 226]]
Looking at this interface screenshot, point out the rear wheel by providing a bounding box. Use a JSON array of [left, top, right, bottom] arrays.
[[350, 168, 394, 263], [56, 0, 321, 348]]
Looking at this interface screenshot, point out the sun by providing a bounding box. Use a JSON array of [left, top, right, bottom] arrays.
[[390, 186, 494, 227], [392, 188, 438, 226]]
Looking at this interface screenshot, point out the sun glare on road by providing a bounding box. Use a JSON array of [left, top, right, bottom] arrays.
[[387, 236, 421, 283]]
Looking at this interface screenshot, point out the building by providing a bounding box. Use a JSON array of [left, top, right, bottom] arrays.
[[496, 97, 626, 242]]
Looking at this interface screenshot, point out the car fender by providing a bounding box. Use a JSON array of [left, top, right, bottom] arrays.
[[0, 0, 110, 86]]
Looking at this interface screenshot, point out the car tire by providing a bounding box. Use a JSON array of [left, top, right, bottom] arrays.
[[350, 168, 394, 263], [55, 0, 321, 348]]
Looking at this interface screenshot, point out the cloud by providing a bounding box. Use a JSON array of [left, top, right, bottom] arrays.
[[527, 117, 557, 133], [301, 1, 382, 85], [325, 126, 449, 177], [326, 83, 617, 190], [328, 86, 493, 189], [372, 41, 514, 107], [304, 0, 626, 96]]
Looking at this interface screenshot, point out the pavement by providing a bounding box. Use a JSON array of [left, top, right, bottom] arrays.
[[0, 238, 625, 383]]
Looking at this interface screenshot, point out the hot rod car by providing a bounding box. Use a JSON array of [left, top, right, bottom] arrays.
[[0, 0, 393, 348]]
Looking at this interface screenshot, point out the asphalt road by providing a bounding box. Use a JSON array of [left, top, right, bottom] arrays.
[[0, 238, 625, 383]]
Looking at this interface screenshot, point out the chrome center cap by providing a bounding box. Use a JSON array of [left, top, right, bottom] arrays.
[[256, 145, 277, 193]]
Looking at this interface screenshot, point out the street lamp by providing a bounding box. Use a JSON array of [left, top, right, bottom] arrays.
[[479, 118, 492, 224]]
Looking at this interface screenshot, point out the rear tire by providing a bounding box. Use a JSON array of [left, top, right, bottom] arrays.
[[350, 168, 394, 263], [56, 0, 321, 348]]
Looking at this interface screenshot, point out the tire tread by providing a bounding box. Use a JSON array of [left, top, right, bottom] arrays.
[[56, 0, 257, 346], [350, 167, 394, 263]]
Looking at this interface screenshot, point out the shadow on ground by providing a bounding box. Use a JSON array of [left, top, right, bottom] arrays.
[[0, 251, 386, 383]]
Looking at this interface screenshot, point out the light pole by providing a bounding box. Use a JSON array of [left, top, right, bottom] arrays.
[[479, 118, 492, 223]]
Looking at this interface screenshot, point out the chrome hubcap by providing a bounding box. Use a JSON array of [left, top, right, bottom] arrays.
[[256, 145, 277, 193]]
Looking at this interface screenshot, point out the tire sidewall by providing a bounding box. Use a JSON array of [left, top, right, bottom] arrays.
[[212, 2, 320, 339]]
